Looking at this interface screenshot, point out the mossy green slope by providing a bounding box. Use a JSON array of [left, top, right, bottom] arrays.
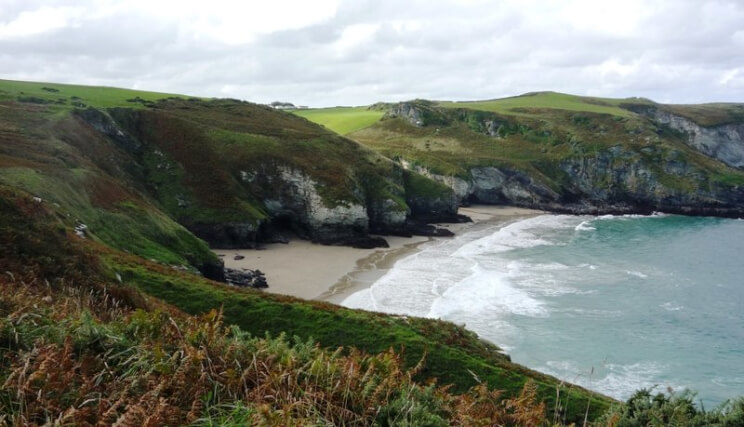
[[0, 97, 220, 274], [353, 103, 744, 181], [439, 91, 638, 118], [0, 78, 187, 109], [0, 185, 613, 424], [0, 79, 455, 273], [298, 95, 744, 215]]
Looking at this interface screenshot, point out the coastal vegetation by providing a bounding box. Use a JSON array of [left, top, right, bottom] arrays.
[[0, 180, 607, 424], [438, 91, 637, 118], [300, 93, 744, 218], [2, 79, 744, 424]]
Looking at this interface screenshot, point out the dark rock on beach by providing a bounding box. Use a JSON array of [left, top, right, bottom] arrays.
[[224, 268, 268, 289]]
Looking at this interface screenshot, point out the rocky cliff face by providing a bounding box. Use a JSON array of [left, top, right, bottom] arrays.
[[557, 146, 744, 216], [188, 222, 262, 250], [469, 167, 559, 205], [399, 160, 559, 207], [251, 165, 456, 246], [385, 103, 425, 127], [638, 107, 744, 169], [261, 166, 373, 245], [383, 101, 450, 128], [371, 100, 744, 218], [367, 197, 408, 233], [399, 144, 744, 217]]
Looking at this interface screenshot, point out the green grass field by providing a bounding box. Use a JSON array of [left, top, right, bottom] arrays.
[[292, 93, 641, 138], [0, 79, 187, 110], [293, 106, 384, 134], [439, 91, 637, 117]]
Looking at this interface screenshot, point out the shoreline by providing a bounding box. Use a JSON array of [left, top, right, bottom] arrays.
[[216, 205, 544, 302]]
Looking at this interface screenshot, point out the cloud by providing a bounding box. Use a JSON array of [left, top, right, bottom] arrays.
[[0, 0, 743, 106]]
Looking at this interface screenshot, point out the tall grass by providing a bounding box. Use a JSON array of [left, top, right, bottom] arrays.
[[0, 277, 554, 426]]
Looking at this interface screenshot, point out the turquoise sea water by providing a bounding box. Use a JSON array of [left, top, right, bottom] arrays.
[[343, 213, 744, 406]]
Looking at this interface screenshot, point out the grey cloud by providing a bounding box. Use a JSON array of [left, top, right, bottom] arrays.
[[1, 0, 743, 106]]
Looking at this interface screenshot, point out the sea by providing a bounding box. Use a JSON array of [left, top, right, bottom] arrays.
[[341, 213, 744, 406]]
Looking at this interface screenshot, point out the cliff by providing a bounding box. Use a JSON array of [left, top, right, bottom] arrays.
[[0, 80, 457, 280], [344, 94, 744, 218]]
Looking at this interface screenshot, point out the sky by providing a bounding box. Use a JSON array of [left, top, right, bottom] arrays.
[[1, 0, 743, 107]]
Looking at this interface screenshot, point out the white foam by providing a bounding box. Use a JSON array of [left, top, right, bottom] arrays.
[[626, 270, 648, 279], [453, 215, 579, 258], [342, 234, 478, 317], [594, 362, 677, 399], [345, 215, 589, 323], [542, 360, 674, 400], [427, 264, 548, 319], [575, 220, 596, 231], [526, 261, 570, 271], [342, 288, 377, 311], [597, 212, 668, 221]]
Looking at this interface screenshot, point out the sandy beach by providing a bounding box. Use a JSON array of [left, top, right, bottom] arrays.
[[216, 205, 543, 301]]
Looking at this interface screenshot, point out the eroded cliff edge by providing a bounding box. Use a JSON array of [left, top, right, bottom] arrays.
[[352, 99, 744, 218]]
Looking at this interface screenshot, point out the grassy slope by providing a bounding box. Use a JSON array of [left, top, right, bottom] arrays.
[[348, 116, 550, 178], [114, 98, 411, 226], [295, 93, 744, 194], [0, 99, 219, 273], [299, 92, 645, 180], [0, 79, 418, 269], [0, 78, 187, 109], [292, 106, 385, 135], [0, 184, 613, 423], [439, 91, 637, 118], [1, 276, 559, 426], [0, 84, 223, 273]]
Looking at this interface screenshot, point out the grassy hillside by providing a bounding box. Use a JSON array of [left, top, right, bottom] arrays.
[[0, 90, 221, 275], [0, 274, 558, 425], [0, 78, 187, 109], [347, 101, 645, 182], [439, 91, 638, 118], [0, 79, 457, 273], [0, 182, 614, 424], [297, 94, 744, 214], [293, 106, 385, 134]]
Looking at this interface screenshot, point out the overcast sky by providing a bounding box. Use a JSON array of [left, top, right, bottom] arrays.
[[1, 0, 743, 107]]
